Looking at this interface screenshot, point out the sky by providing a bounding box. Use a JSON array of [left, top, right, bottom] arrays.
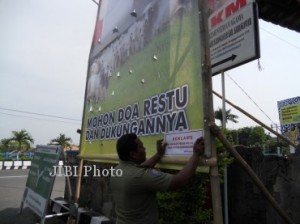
[[0, 0, 299, 146]]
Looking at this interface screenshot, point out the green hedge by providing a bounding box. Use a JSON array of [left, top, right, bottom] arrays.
[[0, 156, 33, 161], [158, 172, 212, 224], [19, 156, 33, 161]]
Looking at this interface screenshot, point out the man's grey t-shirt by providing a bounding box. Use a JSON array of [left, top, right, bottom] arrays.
[[110, 161, 173, 224]]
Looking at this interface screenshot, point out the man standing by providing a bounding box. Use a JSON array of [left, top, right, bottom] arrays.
[[110, 133, 205, 224]]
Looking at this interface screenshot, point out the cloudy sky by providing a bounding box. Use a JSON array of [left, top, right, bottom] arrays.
[[0, 0, 299, 146], [0, 0, 97, 146]]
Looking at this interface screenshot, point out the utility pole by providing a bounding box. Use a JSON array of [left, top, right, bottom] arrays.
[[271, 123, 280, 155], [221, 72, 228, 224]]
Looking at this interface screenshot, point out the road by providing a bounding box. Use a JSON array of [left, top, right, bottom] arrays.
[[0, 169, 66, 224]]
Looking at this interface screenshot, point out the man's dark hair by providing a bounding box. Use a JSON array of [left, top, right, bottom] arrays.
[[116, 133, 138, 161]]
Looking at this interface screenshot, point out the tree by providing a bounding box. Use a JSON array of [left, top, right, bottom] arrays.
[[6, 129, 34, 151], [0, 138, 10, 152], [248, 126, 267, 147], [1, 138, 10, 148], [221, 129, 239, 145], [49, 133, 72, 149], [214, 108, 239, 128], [237, 127, 251, 146]]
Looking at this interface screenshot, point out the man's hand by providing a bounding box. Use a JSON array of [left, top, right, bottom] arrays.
[[141, 139, 167, 168], [156, 139, 167, 157], [193, 137, 205, 156]]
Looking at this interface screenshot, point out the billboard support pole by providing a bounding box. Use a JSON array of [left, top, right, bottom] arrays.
[[199, 1, 224, 224]]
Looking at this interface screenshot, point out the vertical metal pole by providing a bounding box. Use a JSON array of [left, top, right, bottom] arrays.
[[61, 150, 73, 203], [221, 72, 226, 129], [271, 123, 280, 155], [199, 1, 224, 223], [221, 72, 228, 224], [75, 159, 83, 202], [275, 124, 280, 154]]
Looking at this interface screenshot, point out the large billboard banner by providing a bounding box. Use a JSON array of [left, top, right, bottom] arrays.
[[80, 0, 204, 159]]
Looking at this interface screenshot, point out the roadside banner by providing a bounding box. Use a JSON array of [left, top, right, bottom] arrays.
[[278, 97, 300, 152], [21, 145, 62, 218], [80, 0, 204, 161]]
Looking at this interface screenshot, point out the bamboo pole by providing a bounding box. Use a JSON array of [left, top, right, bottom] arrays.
[[199, 1, 224, 223], [213, 90, 297, 148], [210, 123, 295, 224], [77, 154, 217, 166]]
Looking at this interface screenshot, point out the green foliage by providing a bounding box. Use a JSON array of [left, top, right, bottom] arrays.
[[214, 108, 239, 128], [0, 155, 33, 161], [0, 145, 6, 153], [222, 126, 269, 147], [215, 128, 235, 179], [237, 127, 252, 146], [264, 136, 290, 155], [1, 138, 10, 149], [217, 149, 234, 181], [19, 156, 33, 161], [49, 133, 72, 149], [1, 138, 17, 151], [248, 126, 266, 147], [5, 129, 34, 151], [158, 172, 212, 224], [227, 129, 239, 145]]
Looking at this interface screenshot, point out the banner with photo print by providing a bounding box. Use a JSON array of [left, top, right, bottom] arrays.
[[80, 0, 204, 160]]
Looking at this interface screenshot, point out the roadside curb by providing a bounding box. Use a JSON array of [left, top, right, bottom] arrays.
[[0, 161, 31, 170], [0, 161, 63, 170]]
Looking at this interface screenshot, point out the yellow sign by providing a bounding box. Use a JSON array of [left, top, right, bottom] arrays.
[[280, 104, 300, 124]]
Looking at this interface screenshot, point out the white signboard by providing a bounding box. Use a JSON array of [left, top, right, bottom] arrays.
[[209, 0, 260, 75], [165, 130, 203, 155], [21, 145, 62, 218]]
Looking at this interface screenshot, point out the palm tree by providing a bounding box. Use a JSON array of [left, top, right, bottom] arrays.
[[214, 108, 239, 128], [0, 138, 11, 152], [6, 129, 34, 151], [49, 133, 72, 149], [1, 138, 10, 148]]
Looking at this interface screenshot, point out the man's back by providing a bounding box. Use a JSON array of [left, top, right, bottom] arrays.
[[110, 161, 173, 224]]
